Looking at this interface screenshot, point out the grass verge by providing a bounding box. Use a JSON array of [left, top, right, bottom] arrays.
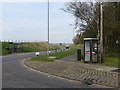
[[50, 49, 76, 59], [29, 45, 78, 62], [28, 44, 119, 68], [101, 56, 119, 68], [28, 55, 55, 62]]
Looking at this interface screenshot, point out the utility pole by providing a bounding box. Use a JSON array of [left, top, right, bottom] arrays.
[[47, 0, 50, 56], [100, 2, 103, 63]]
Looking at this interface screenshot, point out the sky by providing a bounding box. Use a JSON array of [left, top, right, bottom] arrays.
[[0, 3, 2, 40], [1, 2, 75, 43]]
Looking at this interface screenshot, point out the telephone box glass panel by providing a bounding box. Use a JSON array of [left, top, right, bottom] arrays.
[[92, 41, 98, 62], [85, 41, 90, 62]]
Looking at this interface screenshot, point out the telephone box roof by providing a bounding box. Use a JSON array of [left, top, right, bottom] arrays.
[[84, 38, 98, 41]]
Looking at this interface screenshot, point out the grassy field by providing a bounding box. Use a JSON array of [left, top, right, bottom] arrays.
[[21, 42, 61, 52], [0, 42, 62, 55]]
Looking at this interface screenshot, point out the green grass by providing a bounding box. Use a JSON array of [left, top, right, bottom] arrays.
[[28, 55, 55, 62], [21, 42, 61, 52], [1, 42, 62, 55], [0, 42, 2, 56], [29, 45, 78, 62], [50, 48, 76, 59], [28, 43, 119, 68], [76, 44, 119, 68], [101, 56, 119, 68], [0, 42, 10, 55]]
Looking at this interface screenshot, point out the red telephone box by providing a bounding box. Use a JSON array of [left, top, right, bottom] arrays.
[[84, 38, 98, 63]]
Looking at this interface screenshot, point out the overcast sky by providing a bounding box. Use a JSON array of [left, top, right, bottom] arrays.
[[1, 2, 76, 43]]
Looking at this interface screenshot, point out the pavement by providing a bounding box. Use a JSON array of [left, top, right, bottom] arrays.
[[24, 54, 120, 88]]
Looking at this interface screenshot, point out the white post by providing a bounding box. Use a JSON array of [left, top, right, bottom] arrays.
[[47, 0, 50, 56]]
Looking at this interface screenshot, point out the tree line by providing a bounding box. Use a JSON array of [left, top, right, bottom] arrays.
[[63, 1, 120, 55]]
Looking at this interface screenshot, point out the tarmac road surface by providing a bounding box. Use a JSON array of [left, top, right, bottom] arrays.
[[2, 52, 106, 88]]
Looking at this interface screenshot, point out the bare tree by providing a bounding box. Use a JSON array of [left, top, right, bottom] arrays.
[[62, 1, 100, 39]]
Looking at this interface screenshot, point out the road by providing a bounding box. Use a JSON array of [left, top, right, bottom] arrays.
[[2, 52, 104, 88]]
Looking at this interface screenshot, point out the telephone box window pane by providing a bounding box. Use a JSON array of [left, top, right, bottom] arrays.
[[92, 53, 97, 62], [85, 41, 90, 52], [85, 41, 90, 61], [85, 54, 90, 61]]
